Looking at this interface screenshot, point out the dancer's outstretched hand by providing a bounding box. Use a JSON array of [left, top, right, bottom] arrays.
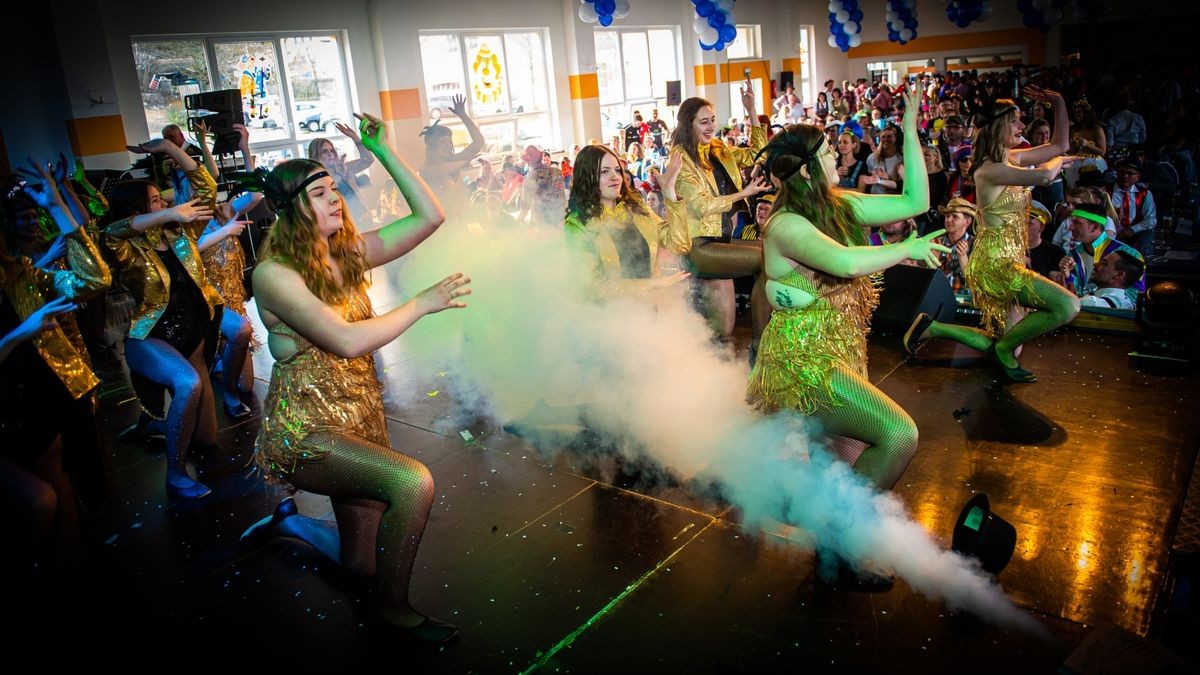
[[416, 272, 472, 314], [354, 112, 387, 152], [648, 270, 690, 289], [905, 229, 951, 269], [8, 296, 78, 344]]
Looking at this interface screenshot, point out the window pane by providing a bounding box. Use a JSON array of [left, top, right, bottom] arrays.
[[594, 31, 623, 105], [282, 35, 350, 138], [464, 35, 509, 116], [517, 115, 554, 153], [214, 40, 291, 144], [621, 32, 651, 100], [729, 78, 762, 123], [647, 29, 677, 99], [479, 122, 515, 156], [132, 40, 212, 138], [727, 26, 755, 60], [504, 33, 548, 114], [419, 34, 467, 121], [600, 104, 623, 144], [255, 146, 297, 171]]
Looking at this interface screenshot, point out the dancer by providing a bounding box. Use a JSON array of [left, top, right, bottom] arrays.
[[667, 79, 771, 360], [420, 94, 485, 219], [746, 86, 948, 491], [238, 112, 468, 643], [902, 86, 1081, 383], [564, 144, 689, 292], [104, 139, 221, 499]]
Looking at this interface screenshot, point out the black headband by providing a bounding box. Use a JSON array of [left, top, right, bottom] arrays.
[[228, 167, 331, 215], [982, 105, 1019, 126], [755, 131, 826, 184]]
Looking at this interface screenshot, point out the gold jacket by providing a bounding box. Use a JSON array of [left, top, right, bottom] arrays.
[[565, 202, 667, 292], [104, 166, 223, 339], [666, 125, 767, 254], [2, 229, 112, 399]]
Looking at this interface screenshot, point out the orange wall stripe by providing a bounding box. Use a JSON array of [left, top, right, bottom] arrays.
[[569, 73, 599, 100], [847, 28, 1045, 63], [782, 57, 801, 73], [693, 64, 718, 86], [379, 88, 422, 121], [66, 115, 126, 157]]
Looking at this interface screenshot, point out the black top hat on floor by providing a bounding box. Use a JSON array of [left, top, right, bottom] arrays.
[[951, 493, 1017, 575]]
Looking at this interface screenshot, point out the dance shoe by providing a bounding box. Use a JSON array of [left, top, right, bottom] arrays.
[[987, 343, 1036, 383], [239, 496, 298, 544], [902, 312, 933, 356], [224, 400, 252, 419], [166, 474, 212, 499], [386, 615, 459, 645], [118, 413, 165, 444]]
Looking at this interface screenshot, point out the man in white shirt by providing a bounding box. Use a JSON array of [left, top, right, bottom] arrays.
[[1079, 249, 1144, 310], [1107, 159, 1158, 257], [773, 84, 803, 124], [1105, 93, 1147, 154]]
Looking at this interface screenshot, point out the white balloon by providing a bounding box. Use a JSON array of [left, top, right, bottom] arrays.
[[829, 1, 842, 12], [887, 10, 898, 22], [845, 21, 859, 34], [900, 28, 914, 41], [579, 3, 598, 22], [828, 34, 839, 48], [835, 9, 849, 22], [694, 16, 709, 33], [904, 0, 917, 9], [613, 0, 630, 19], [718, 0, 735, 12], [1043, 7, 1063, 24], [699, 25, 719, 45], [849, 34, 862, 48]]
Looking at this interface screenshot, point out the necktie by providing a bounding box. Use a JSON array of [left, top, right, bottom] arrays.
[[1120, 190, 1131, 227]]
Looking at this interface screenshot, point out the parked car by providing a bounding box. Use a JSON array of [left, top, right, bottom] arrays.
[[294, 102, 339, 132]]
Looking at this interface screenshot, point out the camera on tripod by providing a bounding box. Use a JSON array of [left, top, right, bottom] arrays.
[[184, 89, 244, 155]]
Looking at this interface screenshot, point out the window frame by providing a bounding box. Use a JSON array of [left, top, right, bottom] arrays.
[[592, 26, 682, 144]]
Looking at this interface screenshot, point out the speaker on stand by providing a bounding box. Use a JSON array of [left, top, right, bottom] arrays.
[[872, 264, 959, 334], [185, 89, 244, 156]]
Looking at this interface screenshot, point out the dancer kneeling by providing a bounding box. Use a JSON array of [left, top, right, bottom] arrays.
[[239, 112, 470, 643], [746, 85, 948, 491], [902, 86, 1081, 382]]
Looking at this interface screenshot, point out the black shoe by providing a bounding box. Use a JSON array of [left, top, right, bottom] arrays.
[[386, 615, 459, 645], [239, 496, 298, 544], [224, 400, 252, 419], [987, 343, 1036, 383], [166, 474, 212, 499], [902, 312, 933, 355], [118, 413, 165, 443]]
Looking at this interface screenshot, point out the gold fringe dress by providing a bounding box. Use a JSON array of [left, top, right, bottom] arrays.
[[964, 185, 1037, 337], [746, 265, 880, 414], [253, 287, 389, 480]]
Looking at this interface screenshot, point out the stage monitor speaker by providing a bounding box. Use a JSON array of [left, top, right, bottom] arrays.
[[665, 80, 682, 107], [779, 71, 795, 90], [872, 264, 958, 334], [185, 89, 243, 154]]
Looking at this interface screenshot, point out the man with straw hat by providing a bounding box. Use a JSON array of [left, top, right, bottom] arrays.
[[931, 197, 976, 295]]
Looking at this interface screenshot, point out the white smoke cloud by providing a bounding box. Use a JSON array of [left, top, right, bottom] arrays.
[[380, 220, 1045, 634]]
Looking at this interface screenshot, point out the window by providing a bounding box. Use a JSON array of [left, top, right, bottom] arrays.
[[726, 25, 760, 60], [798, 26, 814, 109], [593, 27, 680, 144], [728, 77, 763, 125], [131, 32, 355, 168], [418, 30, 555, 158]]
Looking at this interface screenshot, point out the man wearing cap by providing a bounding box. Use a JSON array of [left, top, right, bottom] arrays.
[[937, 115, 970, 178], [1107, 159, 1157, 257], [739, 193, 774, 241], [1059, 202, 1145, 296], [931, 197, 976, 295], [1025, 199, 1066, 280], [1079, 249, 1144, 310]]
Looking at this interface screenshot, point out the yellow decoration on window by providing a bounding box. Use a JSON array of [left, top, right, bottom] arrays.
[[471, 44, 503, 105]]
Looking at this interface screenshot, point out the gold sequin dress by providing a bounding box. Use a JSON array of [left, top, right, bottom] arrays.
[[254, 287, 389, 479], [746, 265, 880, 414], [965, 185, 1037, 337]]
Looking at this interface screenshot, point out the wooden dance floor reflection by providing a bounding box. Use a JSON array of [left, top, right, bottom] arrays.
[[66, 281, 1199, 673]]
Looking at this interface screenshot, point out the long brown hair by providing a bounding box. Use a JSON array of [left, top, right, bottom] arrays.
[[260, 159, 369, 304], [566, 145, 648, 224], [969, 98, 1019, 178], [762, 124, 865, 247], [670, 97, 714, 169]]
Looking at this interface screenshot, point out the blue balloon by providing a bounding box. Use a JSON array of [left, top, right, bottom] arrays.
[[832, 23, 845, 35], [946, 6, 958, 20], [1022, 12, 1040, 28], [829, 12, 838, 24], [956, 18, 971, 28], [708, 12, 726, 28], [597, 0, 615, 13], [719, 24, 737, 41], [836, 34, 849, 48], [904, 17, 916, 29], [888, 29, 900, 41], [691, 0, 702, 4], [851, 9, 864, 22], [843, 0, 858, 9], [1016, 0, 1032, 12], [714, 39, 726, 51], [699, 39, 714, 50], [599, 13, 613, 26], [696, 1, 714, 17]]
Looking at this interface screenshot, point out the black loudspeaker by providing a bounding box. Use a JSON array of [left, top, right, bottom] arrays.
[[873, 264, 958, 333], [665, 80, 682, 106], [185, 89, 243, 154], [779, 71, 795, 90]]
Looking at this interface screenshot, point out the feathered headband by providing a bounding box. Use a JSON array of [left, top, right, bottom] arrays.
[[754, 129, 826, 185], [228, 167, 329, 215]]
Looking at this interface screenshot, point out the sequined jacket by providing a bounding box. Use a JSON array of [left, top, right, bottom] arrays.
[[104, 166, 223, 339], [666, 125, 767, 254], [564, 200, 682, 292], [2, 229, 112, 399]]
